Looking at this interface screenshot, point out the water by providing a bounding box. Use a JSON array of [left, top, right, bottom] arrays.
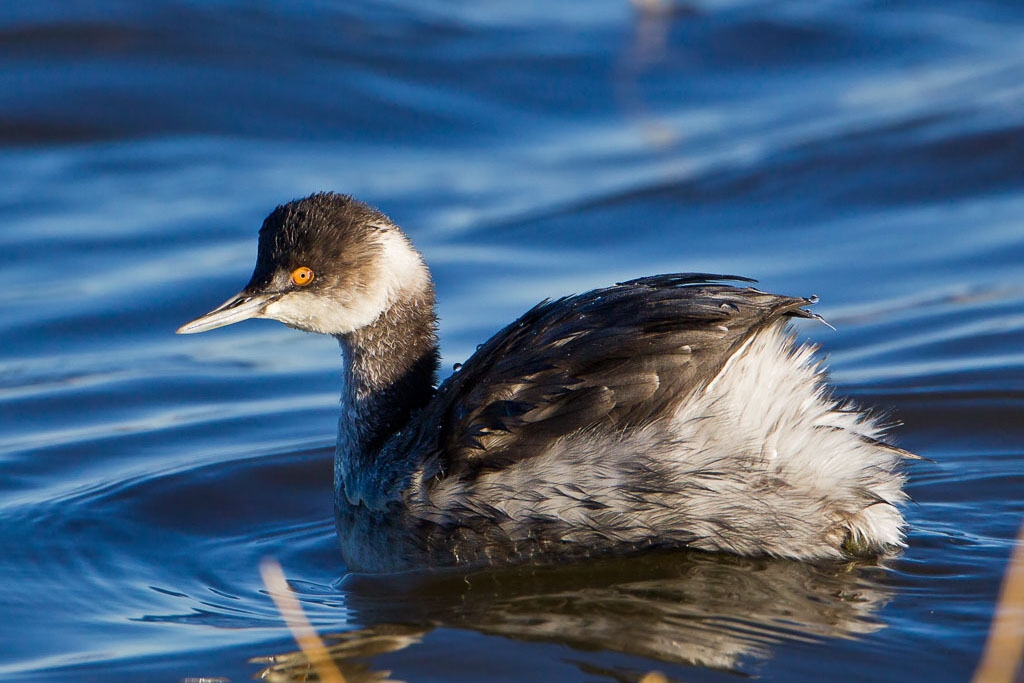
[[2, 1, 1023, 681]]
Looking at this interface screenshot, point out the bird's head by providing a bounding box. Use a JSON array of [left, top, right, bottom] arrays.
[[177, 193, 429, 337]]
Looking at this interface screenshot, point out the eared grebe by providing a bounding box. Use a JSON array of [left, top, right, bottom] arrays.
[[178, 193, 913, 572]]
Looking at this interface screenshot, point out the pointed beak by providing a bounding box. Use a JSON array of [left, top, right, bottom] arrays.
[[176, 291, 282, 334]]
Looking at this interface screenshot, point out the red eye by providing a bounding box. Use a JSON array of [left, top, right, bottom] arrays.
[[290, 267, 314, 286]]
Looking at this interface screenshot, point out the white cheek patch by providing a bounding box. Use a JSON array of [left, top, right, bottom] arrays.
[[377, 228, 430, 297], [262, 292, 382, 335], [261, 228, 429, 335]]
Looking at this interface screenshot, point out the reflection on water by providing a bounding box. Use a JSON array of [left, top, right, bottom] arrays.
[[256, 625, 427, 683], [256, 552, 893, 681]]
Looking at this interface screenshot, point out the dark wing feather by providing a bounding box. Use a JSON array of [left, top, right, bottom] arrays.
[[421, 274, 813, 479]]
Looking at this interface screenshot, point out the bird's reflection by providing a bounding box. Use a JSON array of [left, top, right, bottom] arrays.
[[254, 550, 894, 682]]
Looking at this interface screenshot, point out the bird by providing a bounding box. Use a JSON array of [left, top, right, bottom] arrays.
[[178, 192, 913, 573]]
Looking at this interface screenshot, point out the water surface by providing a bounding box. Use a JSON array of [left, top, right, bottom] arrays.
[[1, 1, 1023, 681]]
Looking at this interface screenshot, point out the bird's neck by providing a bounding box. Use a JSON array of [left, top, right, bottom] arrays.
[[334, 286, 439, 506]]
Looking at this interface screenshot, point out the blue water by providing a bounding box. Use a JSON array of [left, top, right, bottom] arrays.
[[2, 1, 1023, 681]]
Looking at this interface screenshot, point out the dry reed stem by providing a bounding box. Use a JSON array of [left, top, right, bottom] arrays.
[[639, 672, 669, 683], [260, 558, 347, 683], [973, 521, 1024, 683]]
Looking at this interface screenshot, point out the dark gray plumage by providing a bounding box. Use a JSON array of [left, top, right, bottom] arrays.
[[179, 193, 912, 573]]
